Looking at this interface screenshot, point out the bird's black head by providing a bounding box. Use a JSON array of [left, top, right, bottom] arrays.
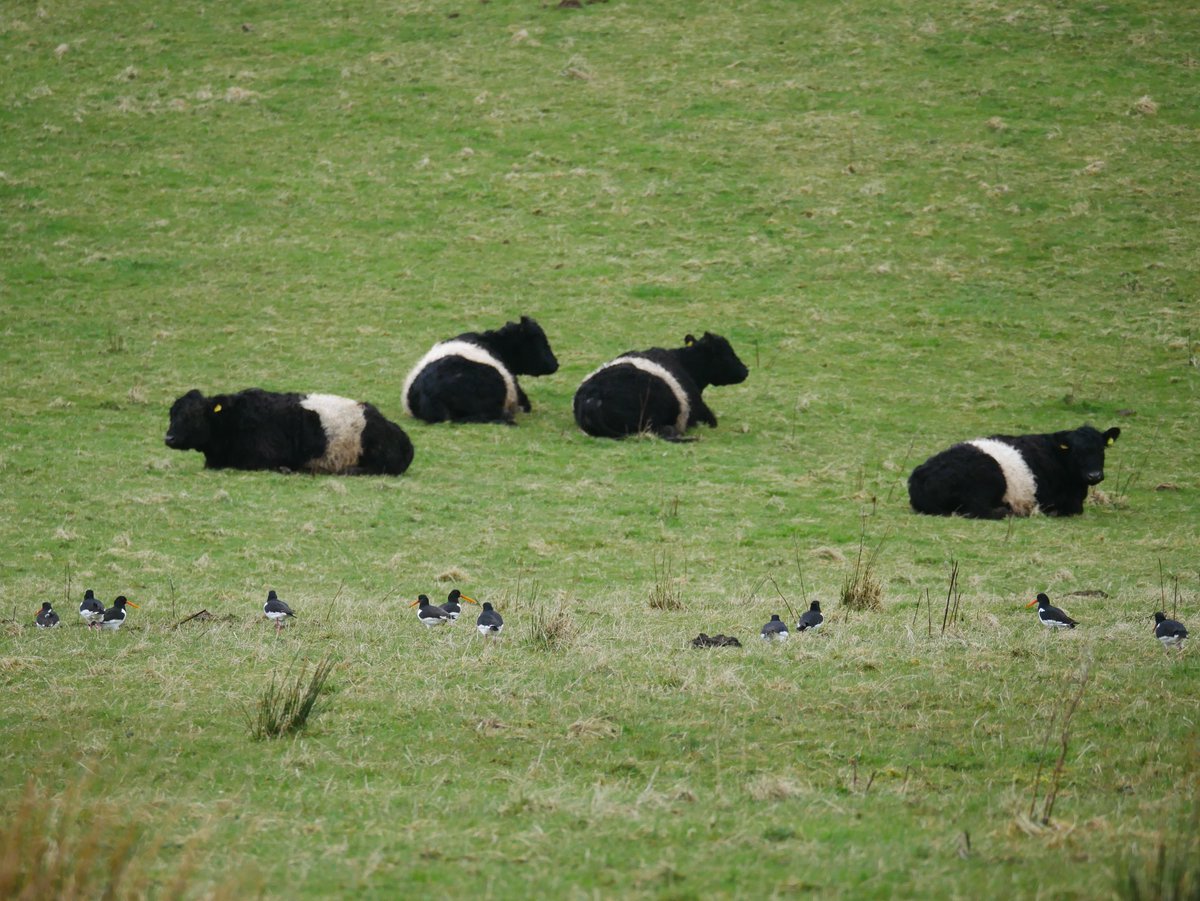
[[448, 589, 461, 602], [83, 589, 94, 600], [770, 614, 782, 621], [40, 602, 53, 611], [810, 601, 821, 612], [418, 594, 430, 604], [1153, 611, 1167, 624], [482, 602, 494, 611], [267, 590, 278, 601]]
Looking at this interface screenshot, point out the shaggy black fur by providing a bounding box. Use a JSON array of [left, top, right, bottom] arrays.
[[165, 388, 414, 475], [908, 424, 1120, 518], [573, 332, 750, 440], [406, 316, 559, 424]]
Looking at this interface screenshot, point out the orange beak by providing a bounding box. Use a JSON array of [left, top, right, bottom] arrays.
[[460, 595, 478, 605], [1024, 599, 1039, 608], [408, 599, 421, 608], [127, 601, 139, 608]]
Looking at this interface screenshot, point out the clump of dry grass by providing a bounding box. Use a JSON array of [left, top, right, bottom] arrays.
[[649, 550, 684, 611], [0, 779, 241, 900], [524, 603, 576, 650], [243, 654, 336, 740], [840, 523, 886, 612], [1118, 793, 1200, 900]]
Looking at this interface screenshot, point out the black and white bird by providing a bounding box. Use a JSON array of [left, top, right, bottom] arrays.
[[98, 596, 138, 631], [760, 614, 789, 641], [410, 594, 452, 628], [476, 602, 504, 636], [1153, 611, 1188, 651], [796, 601, 824, 633], [35, 602, 60, 629], [1025, 593, 1078, 630], [443, 589, 479, 622], [79, 588, 105, 626], [263, 590, 296, 631]]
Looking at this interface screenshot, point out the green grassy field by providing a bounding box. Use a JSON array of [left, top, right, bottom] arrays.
[[2, 0, 1198, 897]]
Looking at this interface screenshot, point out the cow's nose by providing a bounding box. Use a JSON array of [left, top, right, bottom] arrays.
[[164, 434, 178, 448], [1085, 470, 1103, 485]]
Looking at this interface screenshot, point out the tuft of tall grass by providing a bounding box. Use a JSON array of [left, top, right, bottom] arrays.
[[243, 654, 336, 740], [1118, 795, 1200, 901], [0, 779, 241, 900], [649, 550, 684, 611], [524, 603, 576, 651], [840, 521, 887, 612]]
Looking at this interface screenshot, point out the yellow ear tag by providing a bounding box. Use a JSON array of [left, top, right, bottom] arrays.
[[1059, 444, 1068, 450], [1106, 437, 1113, 446], [213, 404, 223, 413]]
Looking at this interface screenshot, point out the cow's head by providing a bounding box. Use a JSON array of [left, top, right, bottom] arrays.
[[505, 316, 559, 376], [1053, 424, 1120, 485], [165, 389, 228, 450], [685, 332, 750, 386]]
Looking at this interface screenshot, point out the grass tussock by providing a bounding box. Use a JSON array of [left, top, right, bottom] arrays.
[[0, 779, 241, 900], [243, 654, 336, 740], [1119, 796, 1200, 901], [525, 603, 576, 650], [840, 523, 887, 612], [649, 550, 685, 611]]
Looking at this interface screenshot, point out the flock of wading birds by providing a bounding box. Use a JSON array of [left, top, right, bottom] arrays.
[[30, 587, 1190, 653]]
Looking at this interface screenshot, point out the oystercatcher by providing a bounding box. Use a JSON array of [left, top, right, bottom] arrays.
[[1153, 611, 1188, 651], [796, 601, 824, 633], [443, 589, 479, 622], [35, 602, 60, 629], [410, 595, 452, 628], [1026, 593, 1077, 629], [98, 596, 138, 631], [476, 601, 503, 636], [79, 589, 105, 626], [263, 590, 296, 631], [760, 614, 789, 641]]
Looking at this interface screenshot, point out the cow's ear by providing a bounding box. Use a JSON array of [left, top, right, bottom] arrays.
[[684, 334, 696, 346], [1051, 431, 1071, 451], [211, 395, 232, 415], [1103, 427, 1121, 446]]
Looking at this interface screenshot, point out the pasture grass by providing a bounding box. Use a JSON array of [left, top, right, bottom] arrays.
[[2, 0, 1199, 897]]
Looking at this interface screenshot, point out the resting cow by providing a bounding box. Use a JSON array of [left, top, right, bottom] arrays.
[[908, 424, 1120, 518], [402, 316, 558, 424], [573, 332, 749, 441], [165, 388, 414, 475]]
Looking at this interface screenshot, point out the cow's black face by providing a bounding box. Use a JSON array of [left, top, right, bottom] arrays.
[[513, 316, 559, 376], [165, 389, 214, 450], [694, 332, 750, 386], [1055, 425, 1120, 485]]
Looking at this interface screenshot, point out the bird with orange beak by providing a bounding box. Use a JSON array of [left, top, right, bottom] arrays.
[[98, 596, 138, 631], [1026, 593, 1077, 630], [35, 602, 60, 628], [442, 589, 478, 622], [410, 594, 453, 628]]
